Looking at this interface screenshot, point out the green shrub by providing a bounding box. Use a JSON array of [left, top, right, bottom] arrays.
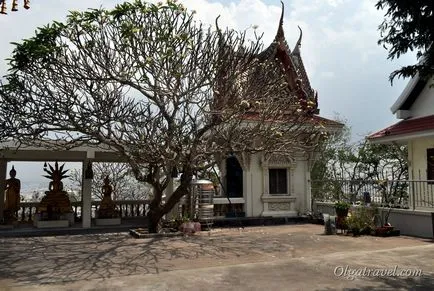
[[347, 206, 375, 236], [335, 201, 351, 211]]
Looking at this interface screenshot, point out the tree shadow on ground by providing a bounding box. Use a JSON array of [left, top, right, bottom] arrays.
[[0, 229, 294, 287], [1, 225, 431, 288]]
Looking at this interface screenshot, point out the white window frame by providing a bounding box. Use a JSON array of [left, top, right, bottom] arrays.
[[261, 154, 296, 197]]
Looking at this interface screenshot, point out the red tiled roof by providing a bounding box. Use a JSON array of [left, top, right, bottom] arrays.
[[368, 114, 434, 139], [311, 115, 344, 127], [240, 112, 344, 128]]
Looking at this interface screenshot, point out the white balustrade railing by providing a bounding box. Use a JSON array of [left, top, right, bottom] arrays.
[[16, 200, 150, 222]]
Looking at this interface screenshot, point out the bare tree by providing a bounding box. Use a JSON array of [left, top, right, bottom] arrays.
[[0, 0, 323, 232]]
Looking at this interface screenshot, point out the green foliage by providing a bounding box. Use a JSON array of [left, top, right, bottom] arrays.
[[311, 116, 408, 203], [8, 21, 66, 72], [311, 115, 351, 182], [335, 201, 350, 211], [6, 0, 195, 78], [346, 206, 376, 236], [376, 0, 434, 81]]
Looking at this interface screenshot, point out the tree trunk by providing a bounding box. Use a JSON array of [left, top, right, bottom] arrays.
[[147, 187, 164, 233], [146, 168, 194, 233], [147, 206, 164, 233]]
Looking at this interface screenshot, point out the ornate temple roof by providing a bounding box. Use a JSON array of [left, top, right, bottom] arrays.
[[257, 1, 318, 114]]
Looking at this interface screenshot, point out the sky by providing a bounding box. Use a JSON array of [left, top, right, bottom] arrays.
[[0, 0, 417, 184]]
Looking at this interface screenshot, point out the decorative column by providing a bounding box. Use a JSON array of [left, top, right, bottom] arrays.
[[305, 164, 312, 212], [0, 159, 7, 222], [81, 152, 94, 228]]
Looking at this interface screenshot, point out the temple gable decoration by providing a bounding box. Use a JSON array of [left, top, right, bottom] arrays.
[[256, 1, 319, 115]]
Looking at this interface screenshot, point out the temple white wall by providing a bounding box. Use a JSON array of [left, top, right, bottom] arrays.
[[217, 152, 312, 218]]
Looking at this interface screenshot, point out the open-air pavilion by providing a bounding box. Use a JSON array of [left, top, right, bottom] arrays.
[[0, 140, 150, 232]]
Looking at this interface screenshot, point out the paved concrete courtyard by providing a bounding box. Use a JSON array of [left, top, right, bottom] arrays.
[[0, 224, 433, 290]]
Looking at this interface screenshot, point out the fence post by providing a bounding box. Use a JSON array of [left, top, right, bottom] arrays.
[[412, 181, 416, 211]]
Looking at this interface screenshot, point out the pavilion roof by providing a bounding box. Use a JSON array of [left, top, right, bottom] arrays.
[[0, 140, 124, 162], [240, 112, 344, 130]]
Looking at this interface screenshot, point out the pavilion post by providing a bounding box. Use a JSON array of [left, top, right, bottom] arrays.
[[81, 158, 93, 228], [0, 159, 7, 222]]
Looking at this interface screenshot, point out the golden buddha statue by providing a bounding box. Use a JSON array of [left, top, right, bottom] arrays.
[[37, 162, 73, 219], [97, 176, 119, 218], [4, 166, 21, 221]]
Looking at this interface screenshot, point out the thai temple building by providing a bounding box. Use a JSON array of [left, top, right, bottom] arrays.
[[213, 3, 342, 218]]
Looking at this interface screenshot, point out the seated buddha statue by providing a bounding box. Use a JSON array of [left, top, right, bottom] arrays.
[[97, 176, 118, 218], [37, 162, 72, 218]]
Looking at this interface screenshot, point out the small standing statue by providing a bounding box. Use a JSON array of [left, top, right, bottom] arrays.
[[97, 176, 119, 219], [4, 166, 21, 222]]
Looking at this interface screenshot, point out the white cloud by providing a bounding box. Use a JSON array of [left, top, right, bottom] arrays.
[[320, 71, 335, 79], [325, 0, 346, 7]]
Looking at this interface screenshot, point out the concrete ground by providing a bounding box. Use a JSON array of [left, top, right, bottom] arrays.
[[0, 224, 433, 290]]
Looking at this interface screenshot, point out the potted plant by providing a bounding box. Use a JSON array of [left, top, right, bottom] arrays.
[[334, 201, 350, 217], [371, 203, 399, 237], [346, 206, 376, 236], [334, 201, 350, 231], [346, 215, 361, 236]]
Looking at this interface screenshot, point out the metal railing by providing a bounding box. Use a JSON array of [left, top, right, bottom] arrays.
[[312, 179, 434, 209], [16, 200, 150, 222]]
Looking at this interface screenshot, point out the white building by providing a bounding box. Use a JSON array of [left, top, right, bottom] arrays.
[[367, 73, 434, 238], [213, 7, 343, 218], [368, 74, 434, 188]]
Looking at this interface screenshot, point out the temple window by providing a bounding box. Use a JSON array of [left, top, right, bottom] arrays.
[[268, 168, 288, 195]]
